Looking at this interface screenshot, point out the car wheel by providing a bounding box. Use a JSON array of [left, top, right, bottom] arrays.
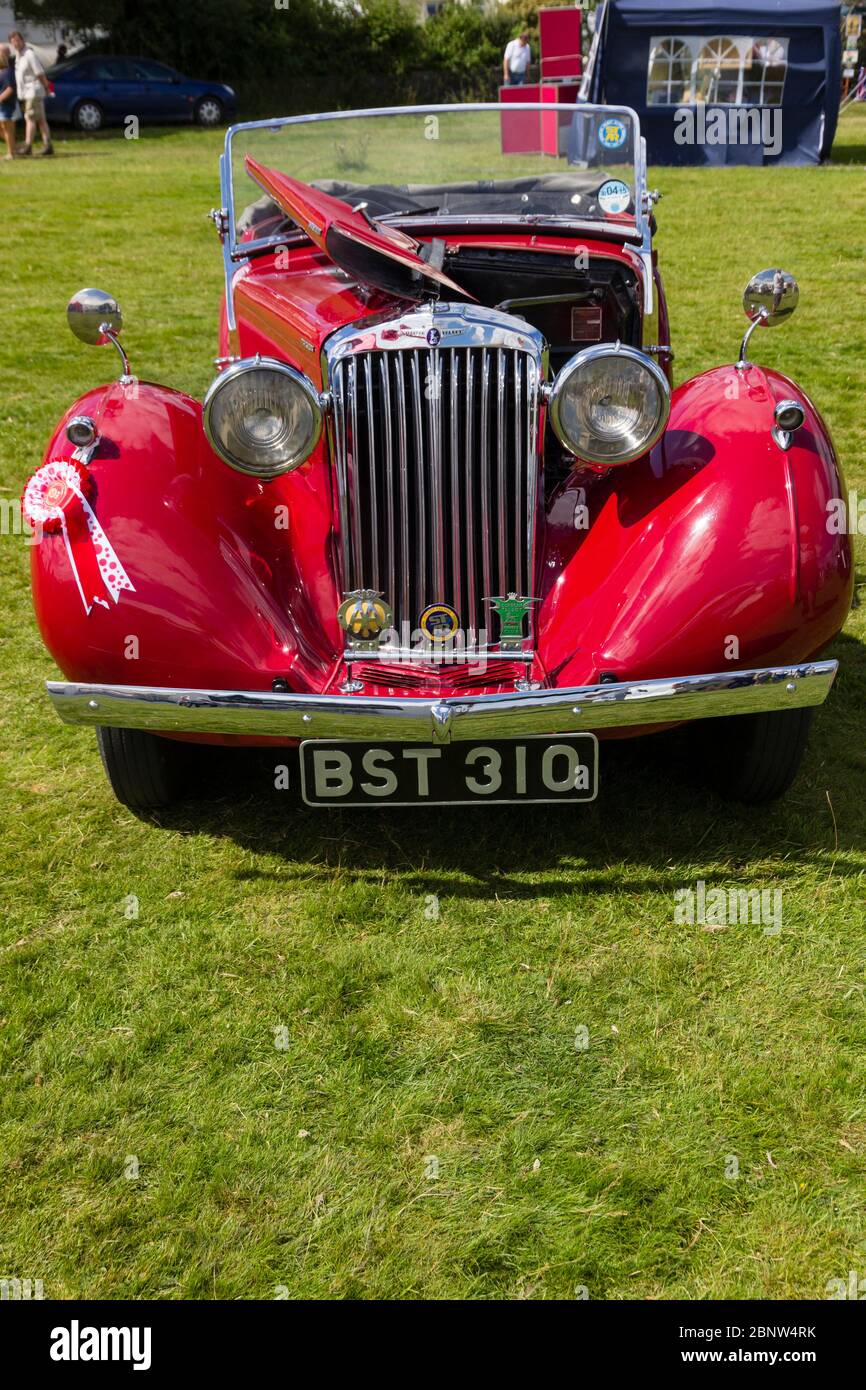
[[704, 707, 815, 805], [73, 99, 104, 133], [195, 96, 224, 128], [96, 726, 191, 810]]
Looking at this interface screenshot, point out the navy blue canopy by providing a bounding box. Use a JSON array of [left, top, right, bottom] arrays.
[[586, 0, 842, 165]]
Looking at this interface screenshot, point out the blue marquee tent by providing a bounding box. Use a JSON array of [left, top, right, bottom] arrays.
[[584, 0, 843, 165]]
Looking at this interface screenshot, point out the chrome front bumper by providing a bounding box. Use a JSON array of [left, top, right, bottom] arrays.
[[47, 662, 837, 744]]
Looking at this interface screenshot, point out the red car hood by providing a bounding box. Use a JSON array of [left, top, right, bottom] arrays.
[[244, 155, 472, 303]]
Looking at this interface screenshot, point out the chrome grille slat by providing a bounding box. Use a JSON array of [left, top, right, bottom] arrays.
[[464, 350, 477, 637], [347, 358, 364, 583], [331, 360, 351, 585], [380, 357, 395, 613], [409, 354, 426, 615], [326, 316, 542, 655], [428, 348, 446, 603], [363, 355, 379, 588], [479, 348, 492, 611], [514, 355, 523, 596], [496, 348, 508, 594], [449, 349, 461, 620], [393, 358, 411, 631]]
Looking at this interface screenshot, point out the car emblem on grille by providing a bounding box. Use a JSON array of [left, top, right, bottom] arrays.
[[337, 589, 393, 651], [419, 602, 460, 643], [426, 327, 441, 346], [486, 593, 538, 651]]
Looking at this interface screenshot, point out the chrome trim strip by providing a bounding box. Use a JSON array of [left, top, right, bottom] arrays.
[[48, 663, 838, 745], [218, 151, 238, 337]]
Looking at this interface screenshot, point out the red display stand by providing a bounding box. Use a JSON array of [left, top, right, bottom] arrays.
[[499, 8, 582, 158], [499, 83, 580, 157], [539, 7, 583, 83]]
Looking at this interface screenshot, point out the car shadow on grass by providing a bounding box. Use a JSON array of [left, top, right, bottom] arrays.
[[144, 630, 866, 895]]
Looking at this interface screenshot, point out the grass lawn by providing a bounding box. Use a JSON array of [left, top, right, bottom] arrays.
[[0, 107, 864, 1302]]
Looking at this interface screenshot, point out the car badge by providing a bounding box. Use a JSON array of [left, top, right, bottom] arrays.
[[486, 593, 538, 651], [426, 327, 441, 347], [419, 602, 460, 643], [597, 179, 631, 216], [337, 589, 393, 652], [598, 118, 628, 151]]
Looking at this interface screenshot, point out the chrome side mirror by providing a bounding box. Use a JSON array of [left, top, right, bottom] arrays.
[[737, 268, 799, 369], [67, 287, 133, 382], [743, 269, 799, 327], [67, 287, 123, 345]]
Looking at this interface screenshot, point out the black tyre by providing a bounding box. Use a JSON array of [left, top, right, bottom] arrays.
[[194, 96, 224, 128], [96, 726, 191, 810], [73, 99, 104, 133], [705, 707, 815, 805]]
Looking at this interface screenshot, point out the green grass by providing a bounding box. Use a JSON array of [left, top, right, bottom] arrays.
[[0, 109, 865, 1301]]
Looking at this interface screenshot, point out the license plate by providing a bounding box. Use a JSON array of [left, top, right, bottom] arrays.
[[299, 735, 598, 807]]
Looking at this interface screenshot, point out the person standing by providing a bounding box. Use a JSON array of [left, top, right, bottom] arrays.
[[0, 44, 17, 160], [503, 32, 532, 87], [8, 30, 53, 157]]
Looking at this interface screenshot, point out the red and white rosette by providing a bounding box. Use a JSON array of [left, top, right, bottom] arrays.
[[23, 459, 135, 616]]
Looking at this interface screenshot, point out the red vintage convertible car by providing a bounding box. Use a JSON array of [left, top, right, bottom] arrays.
[[27, 104, 852, 809]]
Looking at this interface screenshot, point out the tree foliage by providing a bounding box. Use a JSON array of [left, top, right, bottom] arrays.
[[12, 0, 589, 112]]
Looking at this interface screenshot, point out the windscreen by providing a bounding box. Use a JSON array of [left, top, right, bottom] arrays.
[[227, 105, 640, 256]]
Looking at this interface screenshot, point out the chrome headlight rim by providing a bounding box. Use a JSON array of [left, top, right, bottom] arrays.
[[548, 342, 671, 467], [203, 354, 324, 479]]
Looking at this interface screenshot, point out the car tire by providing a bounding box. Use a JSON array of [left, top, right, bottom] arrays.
[[194, 96, 224, 128], [96, 726, 191, 810], [704, 707, 815, 805], [73, 99, 104, 133]]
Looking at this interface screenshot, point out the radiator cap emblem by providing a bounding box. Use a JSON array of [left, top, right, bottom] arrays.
[[419, 603, 460, 643], [337, 589, 393, 651], [486, 593, 538, 651]]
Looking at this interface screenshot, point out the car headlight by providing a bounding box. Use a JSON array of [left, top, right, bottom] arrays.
[[548, 343, 670, 466], [203, 356, 323, 479]]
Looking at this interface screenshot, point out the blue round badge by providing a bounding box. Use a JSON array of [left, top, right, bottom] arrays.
[[598, 117, 627, 151], [597, 179, 631, 216]]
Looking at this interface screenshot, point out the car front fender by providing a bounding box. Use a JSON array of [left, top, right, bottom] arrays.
[[538, 364, 853, 688], [29, 380, 337, 693]]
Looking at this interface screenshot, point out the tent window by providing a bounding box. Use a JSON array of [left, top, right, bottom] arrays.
[[741, 39, 789, 105], [647, 36, 789, 107], [647, 39, 692, 105], [694, 38, 741, 103]]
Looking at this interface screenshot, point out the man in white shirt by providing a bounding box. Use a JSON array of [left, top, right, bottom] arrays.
[[503, 33, 532, 87], [9, 30, 53, 157]]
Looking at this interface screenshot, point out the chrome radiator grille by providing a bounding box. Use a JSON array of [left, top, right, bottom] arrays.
[[325, 310, 543, 651]]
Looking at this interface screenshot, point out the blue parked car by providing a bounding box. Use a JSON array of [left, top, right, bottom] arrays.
[[47, 55, 236, 131]]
